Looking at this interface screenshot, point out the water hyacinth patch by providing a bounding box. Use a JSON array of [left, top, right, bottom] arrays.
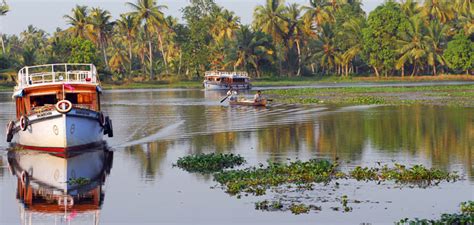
[[349, 164, 459, 185], [397, 201, 474, 225], [174, 153, 245, 173], [213, 159, 337, 195]]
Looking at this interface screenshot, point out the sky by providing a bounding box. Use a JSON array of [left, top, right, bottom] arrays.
[[0, 0, 385, 35]]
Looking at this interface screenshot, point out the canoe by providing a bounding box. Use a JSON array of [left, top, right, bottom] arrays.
[[229, 99, 267, 107]]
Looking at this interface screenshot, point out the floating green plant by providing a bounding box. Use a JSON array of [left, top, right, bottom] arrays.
[[255, 200, 283, 211], [349, 164, 459, 185], [175, 153, 245, 173], [214, 159, 337, 195], [397, 201, 474, 225], [289, 203, 310, 215]]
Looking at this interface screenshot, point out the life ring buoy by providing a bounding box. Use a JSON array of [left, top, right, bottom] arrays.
[[20, 116, 28, 131], [55, 100, 73, 114], [20, 171, 29, 186], [6, 121, 14, 142], [98, 112, 105, 127]]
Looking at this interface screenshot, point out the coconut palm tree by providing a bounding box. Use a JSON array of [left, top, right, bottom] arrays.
[[0, 0, 9, 55], [340, 17, 365, 77], [311, 23, 339, 75], [232, 26, 273, 78], [279, 3, 305, 76], [109, 46, 130, 75], [303, 0, 334, 29], [400, 0, 420, 18], [253, 0, 286, 44], [422, 0, 454, 24], [87, 7, 114, 70], [116, 14, 137, 72], [424, 19, 447, 76], [126, 0, 166, 80], [64, 5, 90, 39], [211, 9, 240, 44], [396, 16, 428, 77]]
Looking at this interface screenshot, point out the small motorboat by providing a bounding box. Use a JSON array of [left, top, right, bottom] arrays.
[[229, 98, 267, 107]]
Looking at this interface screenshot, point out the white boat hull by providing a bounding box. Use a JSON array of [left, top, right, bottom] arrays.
[[13, 109, 104, 151], [203, 82, 251, 90]]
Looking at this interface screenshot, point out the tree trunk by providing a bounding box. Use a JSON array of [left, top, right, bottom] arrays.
[[373, 66, 380, 77], [148, 40, 153, 80], [401, 66, 405, 78], [178, 51, 182, 77], [157, 31, 169, 75], [311, 63, 315, 74], [432, 62, 437, 76], [128, 39, 133, 74], [411, 61, 416, 77], [296, 39, 302, 77], [1, 34, 5, 55]]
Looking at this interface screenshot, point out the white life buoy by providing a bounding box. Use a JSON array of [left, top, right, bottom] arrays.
[[19, 116, 28, 131], [55, 100, 73, 113]]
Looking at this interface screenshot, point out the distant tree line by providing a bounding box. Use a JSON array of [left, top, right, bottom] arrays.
[[0, 0, 472, 81]]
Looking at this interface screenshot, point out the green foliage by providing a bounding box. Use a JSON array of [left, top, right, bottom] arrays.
[[68, 38, 98, 64], [175, 153, 245, 173], [443, 34, 474, 73], [397, 201, 474, 225], [214, 159, 337, 195], [255, 200, 283, 211], [289, 203, 310, 215], [349, 164, 459, 185], [362, 1, 409, 76]]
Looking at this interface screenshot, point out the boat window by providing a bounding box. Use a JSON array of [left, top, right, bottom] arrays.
[[66, 93, 79, 104], [30, 94, 57, 108]]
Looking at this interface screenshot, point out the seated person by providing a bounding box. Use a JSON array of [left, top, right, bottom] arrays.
[[227, 88, 238, 101], [253, 90, 263, 103]]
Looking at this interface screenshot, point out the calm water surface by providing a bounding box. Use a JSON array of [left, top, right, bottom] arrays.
[[0, 88, 473, 225]]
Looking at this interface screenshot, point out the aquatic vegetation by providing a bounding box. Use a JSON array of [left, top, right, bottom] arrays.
[[349, 164, 459, 185], [341, 195, 352, 212], [214, 159, 337, 195], [66, 177, 90, 185], [397, 201, 474, 225], [289, 204, 310, 215], [460, 201, 474, 214], [175, 153, 245, 173], [255, 200, 283, 211]]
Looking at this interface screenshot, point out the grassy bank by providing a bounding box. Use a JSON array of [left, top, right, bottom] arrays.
[[266, 84, 474, 106]]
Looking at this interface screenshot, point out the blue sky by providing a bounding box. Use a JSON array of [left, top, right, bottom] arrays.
[[0, 0, 385, 35]]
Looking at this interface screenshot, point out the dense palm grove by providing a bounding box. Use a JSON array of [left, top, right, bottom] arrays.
[[0, 0, 472, 81]]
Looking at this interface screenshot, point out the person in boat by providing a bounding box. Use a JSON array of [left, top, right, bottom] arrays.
[[253, 90, 263, 103], [227, 88, 238, 101]]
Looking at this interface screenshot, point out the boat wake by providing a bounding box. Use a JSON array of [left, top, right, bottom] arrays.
[[116, 120, 185, 148]]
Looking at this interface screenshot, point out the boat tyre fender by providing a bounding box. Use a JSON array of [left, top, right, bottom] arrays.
[[20, 116, 29, 131], [55, 100, 73, 114], [98, 112, 105, 127], [105, 116, 113, 137], [6, 121, 14, 142], [20, 171, 29, 186]]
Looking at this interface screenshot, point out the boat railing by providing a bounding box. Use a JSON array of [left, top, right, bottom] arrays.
[[17, 63, 99, 89], [204, 71, 249, 77]]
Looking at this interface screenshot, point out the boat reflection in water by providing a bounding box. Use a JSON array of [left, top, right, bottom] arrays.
[[7, 145, 113, 224]]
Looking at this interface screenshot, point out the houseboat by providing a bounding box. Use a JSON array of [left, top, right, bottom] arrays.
[[8, 147, 113, 224], [5, 63, 113, 152], [203, 71, 251, 90]]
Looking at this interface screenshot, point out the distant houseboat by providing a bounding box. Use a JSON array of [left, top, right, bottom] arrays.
[[5, 63, 113, 152], [203, 71, 251, 90]]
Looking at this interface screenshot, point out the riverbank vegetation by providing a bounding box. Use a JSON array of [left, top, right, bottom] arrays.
[[0, 0, 472, 84]]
